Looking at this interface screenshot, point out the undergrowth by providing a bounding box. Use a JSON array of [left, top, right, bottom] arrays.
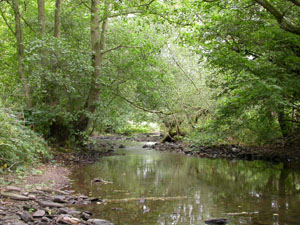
[[0, 109, 50, 171]]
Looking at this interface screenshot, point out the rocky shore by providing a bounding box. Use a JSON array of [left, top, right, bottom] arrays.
[[146, 142, 300, 163], [0, 185, 113, 225], [0, 163, 114, 225]]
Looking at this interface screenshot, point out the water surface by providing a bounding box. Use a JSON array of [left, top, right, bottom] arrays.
[[69, 141, 300, 225]]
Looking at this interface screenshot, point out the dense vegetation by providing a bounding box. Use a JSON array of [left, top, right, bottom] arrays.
[[1, 0, 300, 167]]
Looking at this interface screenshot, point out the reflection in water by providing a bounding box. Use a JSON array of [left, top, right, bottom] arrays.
[[69, 141, 300, 225]]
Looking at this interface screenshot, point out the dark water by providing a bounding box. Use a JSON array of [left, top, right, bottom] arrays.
[[69, 141, 300, 225]]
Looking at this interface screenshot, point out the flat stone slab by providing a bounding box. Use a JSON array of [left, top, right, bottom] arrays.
[[0, 192, 30, 201], [39, 201, 64, 208], [6, 186, 21, 192], [33, 209, 45, 217]]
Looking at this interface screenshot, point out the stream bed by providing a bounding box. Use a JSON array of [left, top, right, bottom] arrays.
[[69, 141, 300, 225]]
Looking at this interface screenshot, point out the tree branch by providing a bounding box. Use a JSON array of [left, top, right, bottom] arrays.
[[102, 83, 171, 115], [0, 6, 14, 35], [101, 45, 139, 55], [5, 0, 36, 33], [254, 0, 300, 35]]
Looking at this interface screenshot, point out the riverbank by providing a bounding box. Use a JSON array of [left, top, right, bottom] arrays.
[[0, 162, 114, 224], [113, 133, 300, 163]]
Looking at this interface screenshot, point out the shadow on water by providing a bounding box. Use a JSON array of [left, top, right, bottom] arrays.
[[69, 141, 300, 225]]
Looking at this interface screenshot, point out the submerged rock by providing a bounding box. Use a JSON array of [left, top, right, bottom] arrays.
[[204, 218, 230, 224]]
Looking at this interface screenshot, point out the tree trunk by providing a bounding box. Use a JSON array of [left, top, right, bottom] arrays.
[[37, 0, 46, 35], [75, 0, 109, 133], [12, 0, 32, 108], [54, 0, 62, 38], [277, 106, 290, 141]]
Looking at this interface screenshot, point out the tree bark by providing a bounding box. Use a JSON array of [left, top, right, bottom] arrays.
[[76, 0, 109, 132], [12, 0, 32, 108], [37, 0, 46, 35], [54, 0, 62, 38]]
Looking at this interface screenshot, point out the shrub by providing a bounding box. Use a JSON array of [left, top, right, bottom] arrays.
[[0, 109, 50, 170]]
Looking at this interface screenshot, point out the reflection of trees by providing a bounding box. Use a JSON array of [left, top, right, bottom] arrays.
[[69, 146, 300, 225]]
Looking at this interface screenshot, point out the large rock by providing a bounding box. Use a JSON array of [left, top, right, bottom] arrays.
[[88, 219, 114, 225]]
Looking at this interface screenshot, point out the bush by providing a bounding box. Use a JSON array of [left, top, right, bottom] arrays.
[[0, 109, 50, 170]]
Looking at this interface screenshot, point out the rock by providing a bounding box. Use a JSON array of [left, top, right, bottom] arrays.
[[53, 195, 67, 203], [57, 208, 70, 214], [0, 192, 30, 201], [81, 212, 91, 220], [92, 178, 104, 183], [57, 215, 81, 224], [62, 216, 81, 224], [19, 211, 34, 222], [41, 216, 52, 223], [33, 209, 45, 217], [14, 221, 28, 225], [28, 194, 36, 200], [39, 200, 64, 208], [204, 218, 230, 224], [2, 214, 21, 220], [88, 219, 114, 225], [68, 210, 81, 216], [139, 198, 146, 204], [78, 194, 89, 199], [6, 186, 21, 192], [39, 187, 68, 195]]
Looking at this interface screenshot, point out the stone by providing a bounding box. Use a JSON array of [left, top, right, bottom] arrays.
[[28, 194, 36, 200], [39, 200, 64, 208], [68, 210, 81, 215], [53, 195, 67, 203], [41, 216, 52, 223], [19, 211, 33, 222], [81, 212, 91, 220], [0, 192, 30, 201], [6, 186, 21, 192], [88, 219, 114, 225], [204, 218, 230, 224], [63, 216, 81, 224], [33, 209, 45, 217], [14, 221, 28, 225], [57, 215, 81, 224], [78, 194, 89, 199], [57, 208, 70, 214]]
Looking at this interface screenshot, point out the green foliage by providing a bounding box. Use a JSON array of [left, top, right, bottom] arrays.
[[0, 108, 50, 169]]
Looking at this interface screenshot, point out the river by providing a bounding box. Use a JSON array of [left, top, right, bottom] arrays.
[[69, 140, 300, 225]]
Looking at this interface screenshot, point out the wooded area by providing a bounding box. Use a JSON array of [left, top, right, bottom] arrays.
[[1, 0, 300, 167]]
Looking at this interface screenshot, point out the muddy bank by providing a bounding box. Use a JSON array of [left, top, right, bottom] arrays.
[[147, 142, 300, 163]]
